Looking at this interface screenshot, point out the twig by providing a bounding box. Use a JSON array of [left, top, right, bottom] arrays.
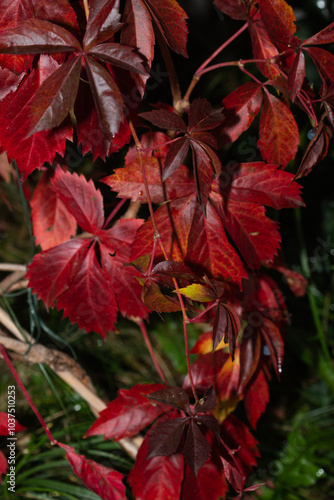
[[0, 263, 27, 272], [83, 0, 89, 21]]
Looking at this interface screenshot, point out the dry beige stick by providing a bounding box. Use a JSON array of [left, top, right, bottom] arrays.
[[0, 270, 27, 295], [0, 263, 27, 272]]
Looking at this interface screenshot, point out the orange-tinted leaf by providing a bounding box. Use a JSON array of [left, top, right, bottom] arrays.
[[178, 283, 217, 302], [288, 49, 305, 102], [58, 443, 126, 500], [244, 369, 269, 428], [129, 430, 184, 500], [186, 203, 247, 286], [258, 91, 299, 166], [248, 12, 280, 79], [52, 168, 104, 233], [31, 169, 77, 251], [142, 280, 181, 312], [27, 55, 81, 136], [258, 0, 298, 46], [102, 157, 195, 203], [214, 0, 248, 20], [219, 82, 263, 145], [85, 384, 169, 440]]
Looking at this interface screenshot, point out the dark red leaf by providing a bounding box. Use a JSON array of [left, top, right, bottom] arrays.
[[88, 43, 147, 75], [143, 0, 188, 57], [163, 137, 190, 180], [125, 131, 170, 163], [184, 418, 211, 476], [258, 91, 300, 166], [213, 304, 240, 360], [303, 22, 334, 45], [185, 203, 247, 286], [148, 386, 191, 413], [214, 0, 248, 20], [148, 417, 188, 457], [181, 461, 228, 500], [188, 98, 224, 132], [83, 0, 122, 50], [58, 443, 126, 500], [85, 55, 124, 152], [238, 331, 261, 391], [142, 279, 182, 312], [295, 120, 331, 178], [288, 49, 305, 102], [85, 384, 168, 440], [0, 19, 81, 54], [27, 56, 81, 136], [140, 109, 187, 132], [248, 12, 280, 79], [128, 430, 184, 500], [271, 265, 308, 297], [258, 0, 299, 47], [194, 387, 217, 414], [30, 169, 77, 251], [52, 168, 104, 233], [0, 56, 72, 179], [219, 82, 263, 146], [260, 317, 284, 376], [244, 369, 270, 428], [151, 261, 195, 279], [32, 0, 79, 31]]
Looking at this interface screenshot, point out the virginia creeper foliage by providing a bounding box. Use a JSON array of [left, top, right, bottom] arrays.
[[0, 0, 333, 497]]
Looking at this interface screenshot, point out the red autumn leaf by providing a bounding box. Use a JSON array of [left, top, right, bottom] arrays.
[[244, 368, 270, 428], [143, 0, 188, 57], [102, 157, 195, 203], [0, 56, 72, 179], [213, 303, 240, 360], [27, 55, 81, 136], [128, 429, 184, 500], [163, 137, 190, 180], [83, 0, 122, 50], [86, 384, 169, 441], [183, 351, 229, 394], [30, 169, 77, 251], [125, 131, 171, 163], [181, 461, 228, 500], [288, 49, 305, 102], [248, 12, 280, 79], [305, 46, 334, 84], [213, 0, 248, 20], [258, 90, 300, 166], [58, 443, 126, 500], [217, 162, 304, 210], [272, 265, 308, 297], [0, 412, 26, 435], [219, 82, 263, 146], [0, 67, 24, 102], [260, 317, 284, 377], [239, 330, 262, 391], [52, 168, 104, 234], [258, 0, 299, 47], [140, 109, 187, 132], [303, 22, 334, 46], [296, 120, 331, 179]]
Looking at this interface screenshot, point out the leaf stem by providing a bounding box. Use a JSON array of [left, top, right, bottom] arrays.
[[137, 319, 167, 384], [103, 197, 128, 229], [183, 21, 249, 102], [0, 344, 55, 443]]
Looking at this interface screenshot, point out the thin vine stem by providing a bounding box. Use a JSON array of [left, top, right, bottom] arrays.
[[183, 21, 249, 102], [128, 119, 198, 401], [103, 197, 128, 229], [138, 320, 167, 384], [0, 344, 55, 443]]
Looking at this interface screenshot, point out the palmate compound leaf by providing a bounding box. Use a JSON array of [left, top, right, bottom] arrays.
[[128, 424, 184, 500], [58, 443, 126, 500], [85, 384, 170, 440], [27, 169, 147, 335], [30, 169, 77, 251], [0, 55, 72, 179]]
